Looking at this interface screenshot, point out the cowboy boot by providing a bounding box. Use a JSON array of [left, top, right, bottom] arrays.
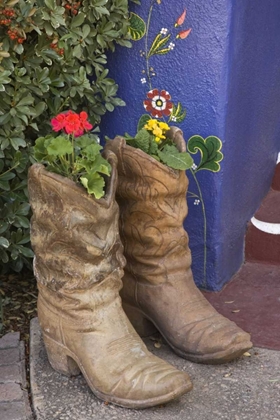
[[28, 151, 192, 409], [105, 131, 252, 364]]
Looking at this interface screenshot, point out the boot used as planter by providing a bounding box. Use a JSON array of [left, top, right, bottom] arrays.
[[105, 129, 252, 364], [28, 151, 192, 409]]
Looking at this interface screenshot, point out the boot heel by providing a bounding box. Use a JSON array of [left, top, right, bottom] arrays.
[[122, 303, 157, 337], [42, 334, 81, 377]]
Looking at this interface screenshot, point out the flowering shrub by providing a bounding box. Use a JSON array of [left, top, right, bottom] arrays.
[[122, 116, 194, 170], [0, 0, 132, 272], [34, 111, 111, 199]]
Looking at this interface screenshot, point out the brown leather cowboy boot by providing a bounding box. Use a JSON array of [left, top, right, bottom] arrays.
[[28, 151, 192, 409], [105, 131, 252, 364]]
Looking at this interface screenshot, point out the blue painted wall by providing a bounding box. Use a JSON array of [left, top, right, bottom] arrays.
[[101, 0, 280, 291]]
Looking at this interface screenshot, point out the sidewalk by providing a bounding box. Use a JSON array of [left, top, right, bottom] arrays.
[[30, 318, 280, 420], [0, 332, 33, 420]]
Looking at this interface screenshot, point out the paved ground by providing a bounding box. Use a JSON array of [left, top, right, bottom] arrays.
[[0, 332, 33, 420], [30, 318, 280, 420]]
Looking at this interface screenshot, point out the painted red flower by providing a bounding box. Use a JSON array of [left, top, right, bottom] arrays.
[[175, 9, 187, 27], [143, 89, 173, 118], [176, 28, 192, 39]]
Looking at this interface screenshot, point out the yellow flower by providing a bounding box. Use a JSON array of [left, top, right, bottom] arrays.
[[144, 119, 158, 131], [158, 122, 170, 132], [152, 126, 163, 137], [155, 137, 162, 143]]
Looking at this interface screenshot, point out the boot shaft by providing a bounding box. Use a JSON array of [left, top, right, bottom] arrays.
[[28, 151, 125, 292], [105, 131, 192, 285]]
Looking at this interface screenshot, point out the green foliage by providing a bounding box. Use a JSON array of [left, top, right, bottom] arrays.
[[34, 129, 111, 199], [123, 117, 193, 170], [158, 144, 194, 170], [0, 0, 132, 272], [187, 135, 224, 172]]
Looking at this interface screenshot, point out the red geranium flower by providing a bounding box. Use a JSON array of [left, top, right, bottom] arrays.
[[79, 111, 93, 131], [64, 112, 82, 135], [143, 89, 173, 118], [51, 110, 93, 136], [51, 113, 66, 132]]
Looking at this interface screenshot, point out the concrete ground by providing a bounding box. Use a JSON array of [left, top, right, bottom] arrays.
[[0, 332, 33, 420], [30, 318, 280, 420]]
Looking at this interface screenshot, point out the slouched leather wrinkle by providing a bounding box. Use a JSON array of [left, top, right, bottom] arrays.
[[28, 153, 192, 408]]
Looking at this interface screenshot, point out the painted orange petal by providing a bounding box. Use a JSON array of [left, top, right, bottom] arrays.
[[176, 28, 192, 39], [175, 9, 187, 27]]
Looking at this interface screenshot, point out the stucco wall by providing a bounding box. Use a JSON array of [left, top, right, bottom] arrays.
[[101, 0, 280, 290]]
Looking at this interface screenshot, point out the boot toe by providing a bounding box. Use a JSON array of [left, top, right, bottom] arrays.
[[176, 315, 252, 364], [109, 358, 192, 408]]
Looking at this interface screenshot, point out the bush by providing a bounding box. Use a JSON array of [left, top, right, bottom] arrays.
[[0, 0, 132, 273]]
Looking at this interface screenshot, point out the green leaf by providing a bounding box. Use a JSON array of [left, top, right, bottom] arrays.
[[44, 0, 56, 10], [128, 12, 146, 40], [18, 245, 34, 258], [82, 143, 103, 159], [71, 12, 85, 28], [187, 135, 224, 172], [17, 95, 34, 107], [80, 173, 105, 199], [47, 137, 73, 156], [137, 114, 151, 131], [134, 129, 150, 153], [10, 137, 27, 150], [158, 144, 194, 170], [88, 154, 111, 176], [0, 237, 9, 249]]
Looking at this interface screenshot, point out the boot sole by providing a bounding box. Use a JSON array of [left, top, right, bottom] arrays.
[[123, 303, 253, 365], [43, 333, 192, 409]]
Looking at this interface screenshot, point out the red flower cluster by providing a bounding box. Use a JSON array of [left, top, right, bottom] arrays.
[[51, 111, 93, 136]]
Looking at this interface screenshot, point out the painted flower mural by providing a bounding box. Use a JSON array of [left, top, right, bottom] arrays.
[[128, 1, 224, 287], [144, 89, 173, 118]]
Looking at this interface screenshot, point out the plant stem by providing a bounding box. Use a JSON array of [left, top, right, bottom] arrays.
[[145, 0, 156, 90], [190, 168, 207, 288], [0, 162, 19, 177]]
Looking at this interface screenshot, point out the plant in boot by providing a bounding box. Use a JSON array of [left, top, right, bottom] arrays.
[[105, 129, 253, 365], [122, 116, 194, 170], [28, 148, 192, 409], [33, 110, 111, 199]]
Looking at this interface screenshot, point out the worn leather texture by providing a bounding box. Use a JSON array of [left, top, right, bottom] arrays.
[[105, 129, 252, 364], [28, 152, 192, 408]]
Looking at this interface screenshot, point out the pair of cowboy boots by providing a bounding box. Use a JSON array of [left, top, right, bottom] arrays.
[[28, 129, 252, 409]]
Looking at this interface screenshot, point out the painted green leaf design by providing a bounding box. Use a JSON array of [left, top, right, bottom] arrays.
[[128, 13, 146, 41], [148, 33, 171, 57], [158, 144, 193, 170], [80, 173, 105, 199], [187, 135, 224, 172], [154, 48, 171, 55], [137, 114, 151, 131], [169, 102, 187, 123]]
